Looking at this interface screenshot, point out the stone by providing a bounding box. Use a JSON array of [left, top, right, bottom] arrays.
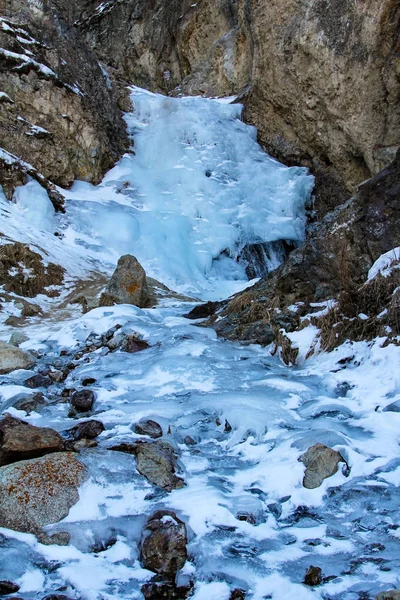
[[0, 452, 87, 535], [110, 441, 185, 491], [134, 419, 163, 439], [68, 420, 105, 440], [141, 580, 193, 600], [140, 510, 188, 577], [70, 389, 95, 412], [12, 392, 46, 414], [0, 581, 20, 595], [375, 592, 400, 600], [69, 438, 98, 451], [24, 374, 52, 389], [0, 340, 35, 374], [8, 331, 28, 347], [99, 255, 149, 308], [82, 377, 97, 386], [299, 443, 346, 489], [303, 565, 323, 586], [0, 414, 64, 466], [121, 334, 150, 353]]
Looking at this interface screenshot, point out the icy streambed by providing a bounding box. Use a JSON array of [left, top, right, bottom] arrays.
[[0, 88, 399, 599], [1, 305, 400, 600]]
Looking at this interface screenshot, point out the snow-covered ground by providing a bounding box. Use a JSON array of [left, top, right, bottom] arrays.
[[0, 88, 399, 600]]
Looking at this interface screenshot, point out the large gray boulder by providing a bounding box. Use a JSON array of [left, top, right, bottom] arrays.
[[299, 443, 346, 489], [0, 340, 35, 374], [0, 452, 87, 536], [0, 414, 64, 466], [375, 593, 400, 600], [100, 255, 149, 308], [140, 510, 188, 577]]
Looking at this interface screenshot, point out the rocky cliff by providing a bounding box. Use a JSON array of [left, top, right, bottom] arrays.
[[0, 0, 128, 197], [68, 0, 399, 210], [204, 150, 400, 363]]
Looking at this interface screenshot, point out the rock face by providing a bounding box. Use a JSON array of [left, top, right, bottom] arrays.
[[0, 340, 35, 374], [140, 510, 188, 577], [299, 443, 346, 489], [0, 452, 87, 535], [66, 0, 399, 206], [100, 255, 150, 308], [0, 0, 128, 194], [111, 441, 185, 491], [0, 414, 64, 466], [208, 151, 400, 356]]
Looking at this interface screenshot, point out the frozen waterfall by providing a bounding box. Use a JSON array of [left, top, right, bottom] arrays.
[[61, 87, 314, 299]]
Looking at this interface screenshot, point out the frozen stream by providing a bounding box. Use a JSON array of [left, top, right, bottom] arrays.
[[0, 89, 400, 600]]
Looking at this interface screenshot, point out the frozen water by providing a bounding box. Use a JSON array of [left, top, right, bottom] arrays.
[[3, 87, 314, 301], [0, 88, 399, 599], [1, 303, 400, 599]]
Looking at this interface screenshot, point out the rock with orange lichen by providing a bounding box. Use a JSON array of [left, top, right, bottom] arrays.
[[99, 255, 149, 308], [0, 452, 87, 536]]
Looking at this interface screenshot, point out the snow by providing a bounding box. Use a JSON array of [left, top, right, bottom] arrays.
[[13, 179, 55, 232], [0, 87, 399, 600], [368, 246, 400, 280], [0, 91, 13, 102]]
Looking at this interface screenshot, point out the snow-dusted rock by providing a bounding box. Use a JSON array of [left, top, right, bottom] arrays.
[[140, 510, 188, 577], [299, 443, 346, 489]]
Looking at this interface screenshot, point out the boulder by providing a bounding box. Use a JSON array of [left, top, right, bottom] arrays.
[[0, 581, 20, 595], [0, 414, 64, 466], [303, 566, 323, 586], [375, 593, 400, 600], [134, 419, 163, 439], [299, 443, 346, 489], [0, 452, 87, 535], [99, 255, 149, 308], [70, 389, 95, 413], [68, 420, 105, 440], [110, 440, 185, 491], [0, 340, 35, 374], [140, 510, 188, 577]]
